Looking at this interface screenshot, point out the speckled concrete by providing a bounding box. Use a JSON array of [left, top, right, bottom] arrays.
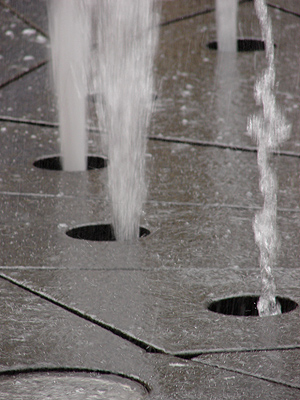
[[0, 1, 300, 399]]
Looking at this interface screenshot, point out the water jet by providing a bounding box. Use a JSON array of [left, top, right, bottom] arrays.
[[247, 0, 291, 316], [94, 0, 159, 241], [48, 0, 90, 172]]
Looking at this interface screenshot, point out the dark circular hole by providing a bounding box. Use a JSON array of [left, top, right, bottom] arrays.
[[208, 295, 298, 317], [66, 224, 150, 241], [207, 39, 266, 52], [33, 155, 107, 171]]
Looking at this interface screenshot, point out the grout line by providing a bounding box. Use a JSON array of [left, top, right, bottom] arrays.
[[0, 116, 100, 132], [0, 191, 299, 214], [0, 0, 49, 37], [1, 116, 299, 159], [160, 7, 215, 27], [193, 358, 300, 390], [0, 191, 75, 199], [0, 116, 58, 128], [148, 135, 300, 158], [0, 60, 48, 90], [174, 344, 300, 358], [146, 200, 300, 214], [0, 272, 166, 356], [267, 3, 300, 18], [0, 266, 155, 271]]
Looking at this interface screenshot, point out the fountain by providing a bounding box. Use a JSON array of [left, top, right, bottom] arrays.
[[47, 0, 159, 239], [247, 0, 291, 316], [216, 0, 237, 52], [48, 0, 90, 171], [94, 0, 159, 241]]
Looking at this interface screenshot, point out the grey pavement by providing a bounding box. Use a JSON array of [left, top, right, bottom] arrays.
[[0, 0, 300, 399]]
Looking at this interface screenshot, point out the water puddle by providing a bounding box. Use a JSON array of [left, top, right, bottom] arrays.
[[0, 371, 148, 400]]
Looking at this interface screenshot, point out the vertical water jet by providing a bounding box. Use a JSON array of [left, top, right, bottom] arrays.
[[216, 0, 238, 52], [247, 0, 291, 316], [48, 0, 90, 171], [95, 0, 159, 241]]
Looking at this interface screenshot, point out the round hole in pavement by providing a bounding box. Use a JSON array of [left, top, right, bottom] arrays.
[[66, 223, 150, 241], [208, 295, 298, 317], [207, 38, 266, 52], [0, 369, 149, 399], [33, 155, 107, 171]]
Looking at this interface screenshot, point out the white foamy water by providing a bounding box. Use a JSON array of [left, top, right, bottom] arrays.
[[95, 0, 159, 241], [216, 0, 237, 52], [48, 0, 90, 171], [247, 0, 291, 316]]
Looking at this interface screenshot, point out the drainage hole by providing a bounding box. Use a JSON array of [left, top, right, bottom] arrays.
[[33, 155, 107, 171], [207, 38, 266, 52], [66, 224, 150, 241], [208, 295, 298, 317]]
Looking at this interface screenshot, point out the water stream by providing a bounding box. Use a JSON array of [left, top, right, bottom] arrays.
[[95, 0, 159, 241], [216, 0, 237, 52], [48, 0, 90, 171], [247, 0, 291, 316]]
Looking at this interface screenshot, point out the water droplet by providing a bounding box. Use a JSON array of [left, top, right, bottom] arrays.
[[22, 28, 36, 36], [23, 55, 35, 61], [36, 34, 47, 44], [5, 30, 14, 39]]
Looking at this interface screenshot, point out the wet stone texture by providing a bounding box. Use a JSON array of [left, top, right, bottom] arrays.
[[1, 0, 300, 399]]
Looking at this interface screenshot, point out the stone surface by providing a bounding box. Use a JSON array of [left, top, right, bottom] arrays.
[[1, 0, 300, 399], [0, 3, 48, 88]]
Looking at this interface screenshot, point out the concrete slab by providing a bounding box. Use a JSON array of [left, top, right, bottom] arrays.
[[193, 349, 300, 389], [160, 0, 214, 24], [1, 0, 300, 399], [0, 3, 48, 88], [2, 0, 48, 36], [1, 121, 300, 207], [1, 267, 299, 355], [0, 64, 54, 121], [0, 276, 148, 376], [153, 1, 300, 151], [3, 277, 298, 399], [1, 2, 300, 152]]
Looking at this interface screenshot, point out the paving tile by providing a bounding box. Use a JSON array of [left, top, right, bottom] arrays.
[[160, 0, 214, 24], [0, 1, 300, 399], [0, 276, 148, 377], [0, 185, 299, 269], [0, 64, 54, 120], [193, 349, 300, 389], [3, 276, 297, 400], [1, 2, 299, 152], [153, 1, 300, 151], [1, 267, 299, 356], [150, 353, 300, 399], [0, 3, 48, 87], [0, 121, 299, 209], [2, 0, 48, 36]]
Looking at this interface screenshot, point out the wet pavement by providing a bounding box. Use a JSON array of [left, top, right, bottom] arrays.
[[0, 0, 300, 399]]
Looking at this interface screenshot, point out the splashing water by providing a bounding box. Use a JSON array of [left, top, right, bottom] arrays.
[[216, 0, 237, 52], [247, 0, 291, 316], [48, 0, 90, 171], [95, 0, 159, 241]]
